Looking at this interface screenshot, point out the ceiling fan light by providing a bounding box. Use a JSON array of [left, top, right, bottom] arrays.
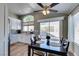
[[47, 10, 50, 14], [42, 10, 47, 15]]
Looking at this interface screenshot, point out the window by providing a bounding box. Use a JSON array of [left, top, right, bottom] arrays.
[[40, 21, 60, 39], [23, 25, 34, 31], [74, 12, 79, 44], [29, 25, 34, 31], [40, 22, 49, 33], [23, 26, 28, 31], [50, 21, 60, 38], [22, 15, 34, 32], [23, 15, 34, 22]]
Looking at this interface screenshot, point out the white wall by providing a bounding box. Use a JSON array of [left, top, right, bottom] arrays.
[[73, 12, 79, 56], [68, 5, 79, 56], [68, 15, 74, 54], [0, 4, 8, 56], [4, 4, 9, 56], [8, 12, 18, 19], [0, 4, 5, 56]]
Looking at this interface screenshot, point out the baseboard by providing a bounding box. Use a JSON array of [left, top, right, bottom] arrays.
[[10, 42, 28, 46], [10, 42, 17, 46], [17, 42, 28, 45]]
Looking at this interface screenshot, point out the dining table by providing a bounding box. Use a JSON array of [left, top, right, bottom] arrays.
[[28, 39, 67, 56]]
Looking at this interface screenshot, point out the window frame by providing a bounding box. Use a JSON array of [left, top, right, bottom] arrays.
[[22, 15, 34, 32], [40, 21, 60, 39]]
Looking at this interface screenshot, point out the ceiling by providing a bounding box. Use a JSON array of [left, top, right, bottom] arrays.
[[8, 3, 79, 15]]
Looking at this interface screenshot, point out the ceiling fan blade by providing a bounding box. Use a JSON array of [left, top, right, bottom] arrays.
[[34, 10, 42, 12], [49, 9, 58, 12], [37, 3, 44, 8], [50, 3, 59, 8]]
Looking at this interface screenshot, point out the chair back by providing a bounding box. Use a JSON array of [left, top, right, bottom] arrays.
[[30, 38, 34, 45], [30, 36, 38, 45], [66, 42, 70, 53], [60, 37, 64, 43]]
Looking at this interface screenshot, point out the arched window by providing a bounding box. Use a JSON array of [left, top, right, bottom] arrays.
[[22, 15, 34, 32], [23, 15, 34, 22]]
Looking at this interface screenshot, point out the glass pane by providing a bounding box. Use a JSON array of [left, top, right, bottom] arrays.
[[23, 26, 28, 31], [40, 21, 60, 39], [29, 25, 34, 31], [40, 22, 49, 36], [50, 21, 60, 39], [74, 12, 79, 44], [23, 15, 34, 22]]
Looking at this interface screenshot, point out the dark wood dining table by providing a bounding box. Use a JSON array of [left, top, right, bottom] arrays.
[[28, 40, 67, 56]]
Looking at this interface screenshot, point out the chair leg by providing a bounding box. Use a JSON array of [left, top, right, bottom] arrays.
[[32, 49, 34, 56], [46, 52, 47, 56], [44, 52, 47, 56]]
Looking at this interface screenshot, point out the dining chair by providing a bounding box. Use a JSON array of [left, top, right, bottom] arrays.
[[31, 36, 45, 56], [48, 41, 70, 56], [65, 42, 70, 56]]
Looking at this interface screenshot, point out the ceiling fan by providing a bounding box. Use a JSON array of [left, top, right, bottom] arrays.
[[34, 3, 59, 15]]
